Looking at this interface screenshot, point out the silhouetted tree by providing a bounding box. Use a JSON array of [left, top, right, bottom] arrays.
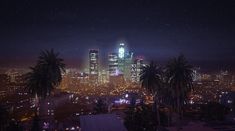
[[25, 49, 65, 130], [166, 55, 193, 129], [140, 61, 163, 126], [26, 49, 65, 98]]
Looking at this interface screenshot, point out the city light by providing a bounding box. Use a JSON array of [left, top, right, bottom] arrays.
[[118, 43, 125, 59], [0, 1, 235, 130]]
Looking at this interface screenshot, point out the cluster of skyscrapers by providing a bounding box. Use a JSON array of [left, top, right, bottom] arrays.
[[88, 43, 145, 85]]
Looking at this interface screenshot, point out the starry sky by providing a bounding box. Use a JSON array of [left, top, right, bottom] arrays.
[[0, 0, 235, 70]]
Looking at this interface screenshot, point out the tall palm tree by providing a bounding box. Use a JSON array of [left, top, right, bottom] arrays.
[[140, 61, 163, 126], [26, 49, 65, 98], [25, 49, 65, 130], [165, 55, 193, 128]]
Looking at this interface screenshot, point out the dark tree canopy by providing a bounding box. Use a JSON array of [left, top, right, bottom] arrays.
[[25, 49, 65, 98], [166, 55, 193, 111], [140, 61, 163, 94]]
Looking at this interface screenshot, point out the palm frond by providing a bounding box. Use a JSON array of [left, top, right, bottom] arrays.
[[25, 49, 65, 98]]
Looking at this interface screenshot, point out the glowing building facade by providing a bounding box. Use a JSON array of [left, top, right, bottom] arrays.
[[108, 53, 119, 76], [89, 49, 99, 75], [89, 49, 99, 85], [117, 43, 133, 81], [118, 43, 125, 75], [131, 58, 144, 83], [123, 51, 133, 81], [86, 42, 145, 85], [118, 43, 125, 59]]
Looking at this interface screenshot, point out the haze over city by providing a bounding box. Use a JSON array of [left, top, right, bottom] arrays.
[[1, 0, 235, 131]]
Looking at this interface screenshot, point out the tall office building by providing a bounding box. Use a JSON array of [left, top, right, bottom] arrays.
[[108, 52, 125, 86], [131, 58, 144, 83], [108, 53, 119, 76], [89, 49, 99, 85], [118, 43, 125, 59], [123, 51, 133, 81], [118, 43, 125, 75], [89, 49, 99, 75], [117, 43, 134, 81]]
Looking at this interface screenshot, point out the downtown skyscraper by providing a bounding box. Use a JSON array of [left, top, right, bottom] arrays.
[[117, 43, 133, 81], [89, 49, 99, 85], [108, 53, 119, 76], [131, 58, 145, 83]]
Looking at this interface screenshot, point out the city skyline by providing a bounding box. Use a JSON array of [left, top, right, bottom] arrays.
[[1, 0, 235, 71], [0, 45, 233, 73], [1, 1, 235, 131]]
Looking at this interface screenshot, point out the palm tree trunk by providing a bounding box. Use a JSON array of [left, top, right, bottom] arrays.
[[168, 106, 172, 126], [176, 86, 181, 131], [157, 102, 161, 126], [177, 98, 181, 130], [154, 93, 161, 127]]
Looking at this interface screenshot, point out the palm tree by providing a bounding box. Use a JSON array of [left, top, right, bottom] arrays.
[[25, 49, 65, 130], [140, 61, 163, 126], [26, 49, 65, 98], [165, 55, 193, 128], [160, 81, 174, 126]]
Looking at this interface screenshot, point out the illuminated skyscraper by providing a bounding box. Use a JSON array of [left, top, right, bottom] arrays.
[[118, 43, 125, 75], [118, 43, 125, 59], [89, 49, 99, 85], [123, 51, 133, 81], [131, 58, 145, 83], [117, 43, 134, 81], [89, 49, 99, 75], [108, 53, 119, 76], [108, 52, 125, 86]]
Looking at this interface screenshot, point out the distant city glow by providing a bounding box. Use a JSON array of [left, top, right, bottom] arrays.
[[1, 1, 235, 131]]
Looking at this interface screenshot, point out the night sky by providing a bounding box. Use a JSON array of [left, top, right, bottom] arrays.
[[1, 0, 235, 70]]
